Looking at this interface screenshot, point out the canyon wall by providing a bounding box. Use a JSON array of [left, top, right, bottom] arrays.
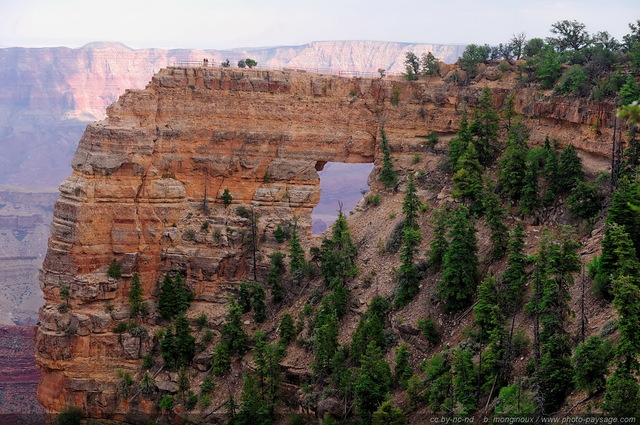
[[0, 41, 466, 325], [35, 65, 617, 418]]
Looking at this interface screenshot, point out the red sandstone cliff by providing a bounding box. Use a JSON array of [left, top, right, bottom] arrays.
[[35, 65, 618, 419]]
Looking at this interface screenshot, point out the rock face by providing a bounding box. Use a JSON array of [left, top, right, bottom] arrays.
[[35, 65, 617, 417]]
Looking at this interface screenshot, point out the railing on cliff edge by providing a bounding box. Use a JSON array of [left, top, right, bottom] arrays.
[[172, 61, 402, 79]]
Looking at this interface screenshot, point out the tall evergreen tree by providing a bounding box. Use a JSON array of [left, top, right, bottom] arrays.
[[470, 87, 500, 165], [424, 352, 453, 414], [572, 335, 613, 395], [474, 275, 504, 342], [449, 109, 473, 170], [501, 224, 528, 310], [427, 206, 450, 271], [351, 296, 391, 364], [129, 273, 143, 319], [312, 298, 340, 375], [482, 181, 509, 259], [498, 119, 530, 201], [379, 128, 397, 187], [395, 174, 423, 307], [452, 347, 476, 414], [528, 227, 580, 414], [394, 344, 412, 389], [556, 144, 584, 194], [174, 314, 196, 368], [221, 300, 249, 356], [437, 205, 479, 313], [267, 252, 285, 303], [452, 143, 484, 209], [354, 342, 392, 424], [319, 210, 358, 290], [288, 222, 305, 282]]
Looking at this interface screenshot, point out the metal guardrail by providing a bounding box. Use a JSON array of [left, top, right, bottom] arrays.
[[172, 61, 401, 78]]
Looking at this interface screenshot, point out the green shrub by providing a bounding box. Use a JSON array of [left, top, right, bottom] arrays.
[[567, 181, 604, 219], [107, 259, 121, 278], [366, 194, 381, 206], [555, 65, 587, 95], [57, 406, 83, 425], [159, 395, 175, 412], [418, 319, 440, 345], [113, 322, 128, 334]]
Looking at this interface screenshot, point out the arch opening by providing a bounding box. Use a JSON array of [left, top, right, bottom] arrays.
[[311, 162, 374, 234]]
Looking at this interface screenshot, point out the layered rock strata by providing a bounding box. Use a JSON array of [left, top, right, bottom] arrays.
[[35, 66, 618, 417]]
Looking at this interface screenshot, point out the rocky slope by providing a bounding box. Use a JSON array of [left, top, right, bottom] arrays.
[[35, 64, 618, 420]]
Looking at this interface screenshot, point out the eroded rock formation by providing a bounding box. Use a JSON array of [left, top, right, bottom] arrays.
[[35, 66, 617, 417]]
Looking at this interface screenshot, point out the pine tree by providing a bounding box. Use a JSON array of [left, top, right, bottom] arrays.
[[395, 174, 423, 308], [452, 142, 483, 208], [161, 326, 177, 369], [158, 273, 192, 320], [221, 300, 248, 355], [528, 227, 580, 414], [250, 282, 266, 323], [379, 128, 397, 187], [267, 252, 285, 303], [424, 352, 453, 413], [519, 152, 541, 215], [394, 344, 412, 389], [351, 296, 390, 365], [211, 342, 231, 376], [449, 108, 473, 170], [312, 299, 340, 375], [129, 273, 143, 318], [474, 275, 504, 342], [278, 312, 296, 345], [236, 374, 271, 425], [354, 342, 392, 423], [572, 335, 613, 395], [371, 400, 406, 425], [498, 119, 530, 201], [319, 210, 358, 290], [174, 314, 195, 368], [427, 206, 449, 271], [252, 331, 284, 417], [502, 224, 528, 311], [556, 144, 584, 194], [470, 87, 500, 165], [288, 223, 305, 281], [452, 347, 476, 414], [482, 181, 509, 259], [437, 205, 479, 313]]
